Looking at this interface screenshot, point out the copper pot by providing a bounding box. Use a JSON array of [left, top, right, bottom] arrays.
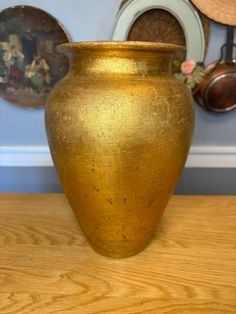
[[196, 26, 236, 112]]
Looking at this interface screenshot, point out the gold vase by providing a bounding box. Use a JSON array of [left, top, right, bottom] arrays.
[[45, 41, 194, 258]]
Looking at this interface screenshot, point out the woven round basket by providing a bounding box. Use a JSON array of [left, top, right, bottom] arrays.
[[119, 0, 210, 62], [191, 0, 236, 26]]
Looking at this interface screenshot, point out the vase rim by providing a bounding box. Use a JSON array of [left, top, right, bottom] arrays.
[[58, 41, 185, 54]]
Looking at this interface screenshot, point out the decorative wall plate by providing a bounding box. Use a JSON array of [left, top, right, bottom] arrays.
[[112, 0, 208, 62], [0, 5, 70, 109]]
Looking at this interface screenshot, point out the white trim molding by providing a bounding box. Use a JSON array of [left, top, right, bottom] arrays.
[[186, 146, 236, 168], [0, 145, 236, 168], [0, 146, 53, 167]]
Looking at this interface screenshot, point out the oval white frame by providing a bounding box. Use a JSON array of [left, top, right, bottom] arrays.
[[111, 0, 205, 61]]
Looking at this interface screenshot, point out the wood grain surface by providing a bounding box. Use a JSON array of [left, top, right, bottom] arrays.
[[0, 194, 235, 313]]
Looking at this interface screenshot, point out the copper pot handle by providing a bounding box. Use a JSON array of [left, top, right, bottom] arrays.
[[220, 26, 235, 65]]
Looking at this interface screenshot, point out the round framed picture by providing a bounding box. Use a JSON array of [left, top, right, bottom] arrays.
[[112, 0, 208, 62], [0, 5, 71, 109]]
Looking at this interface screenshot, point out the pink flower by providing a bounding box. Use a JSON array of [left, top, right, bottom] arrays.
[[181, 60, 196, 75]]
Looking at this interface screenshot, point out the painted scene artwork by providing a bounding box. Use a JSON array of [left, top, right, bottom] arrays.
[[0, 6, 70, 108]]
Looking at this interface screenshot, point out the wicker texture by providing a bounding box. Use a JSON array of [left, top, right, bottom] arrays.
[[191, 0, 236, 26], [120, 0, 209, 61], [127, 9, 186, 61]]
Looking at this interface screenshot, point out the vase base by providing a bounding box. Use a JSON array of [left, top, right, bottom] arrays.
[[87, 237, 154, 258]]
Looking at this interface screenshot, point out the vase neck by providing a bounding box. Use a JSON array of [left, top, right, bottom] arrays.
[[69, 52, 172, 76], [58, 42, 184, 77]]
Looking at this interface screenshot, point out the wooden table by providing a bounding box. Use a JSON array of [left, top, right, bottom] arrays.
[[0, 194, 235, 313]]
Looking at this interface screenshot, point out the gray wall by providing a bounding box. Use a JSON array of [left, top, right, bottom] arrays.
[[0, 0, 235, 194]]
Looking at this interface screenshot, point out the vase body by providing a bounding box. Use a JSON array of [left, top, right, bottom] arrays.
[[45, 42, 194, 258]]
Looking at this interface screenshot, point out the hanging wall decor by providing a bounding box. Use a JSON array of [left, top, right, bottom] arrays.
[[195, 26, 236, 112], [0, 5, 70, 109], [112, 0, 209, 63]]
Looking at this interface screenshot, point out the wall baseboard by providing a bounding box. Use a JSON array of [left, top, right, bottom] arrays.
[[0, 145, 236, 168], [0, 146, 53, 167], [186, 146, 236, 168]]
